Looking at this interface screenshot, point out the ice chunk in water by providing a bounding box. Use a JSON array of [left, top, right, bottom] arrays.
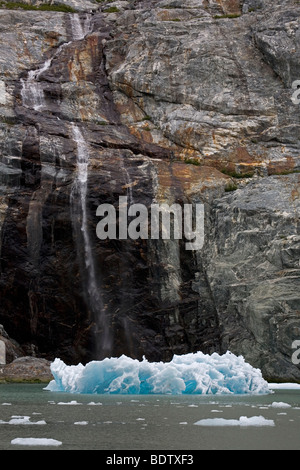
[[11, 438, 62, 447], [45, 351, 270, 395], [194, 416, 275, 426]]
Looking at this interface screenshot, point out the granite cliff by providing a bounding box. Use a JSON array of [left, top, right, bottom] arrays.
[[0, 0, 299, 382]]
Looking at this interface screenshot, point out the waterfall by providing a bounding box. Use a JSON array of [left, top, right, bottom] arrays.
[[71, 124, 95, 290], [70, 124, 111, 357], [121, 157, 134, 206], [70, 13, 92, 41], [19, 11, 112, 357], [21, 13, 92, 111], [21, 59, 52, 111]]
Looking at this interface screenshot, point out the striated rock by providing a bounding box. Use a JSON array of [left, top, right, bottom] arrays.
[[0, 0, 299, 382], [203, 174, 300, 381], [106, 0, 300, 175]]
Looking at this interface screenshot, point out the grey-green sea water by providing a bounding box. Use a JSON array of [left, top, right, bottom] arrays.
[[0, 384, 299, 450]]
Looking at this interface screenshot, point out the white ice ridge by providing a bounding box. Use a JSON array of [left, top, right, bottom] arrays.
[[45, 351, 270, 395]]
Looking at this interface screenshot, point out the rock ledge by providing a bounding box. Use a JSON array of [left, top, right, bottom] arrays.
[[0, 357, 53, 383]]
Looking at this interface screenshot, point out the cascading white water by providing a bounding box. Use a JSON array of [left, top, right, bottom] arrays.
[[70, 13, 92, 41], [21, 59, 52, 111], [70, 124, 111, 356], [71, 124, 96, 290], [121, 157, 134, 206], [21, 13, 92, 111], [20, 12, 111, 355]]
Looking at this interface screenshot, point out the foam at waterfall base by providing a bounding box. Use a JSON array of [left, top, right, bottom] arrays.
[[44, 351, 270, 395]]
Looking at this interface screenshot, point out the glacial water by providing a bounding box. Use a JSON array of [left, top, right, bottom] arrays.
[[0, 383, 299, 450]]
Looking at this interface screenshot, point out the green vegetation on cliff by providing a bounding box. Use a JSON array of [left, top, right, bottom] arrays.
[[0, 1, 77, 12]]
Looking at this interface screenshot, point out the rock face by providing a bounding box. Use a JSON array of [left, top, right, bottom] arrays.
[[0, 0, 299, 381], [0, 357, 52, 383]]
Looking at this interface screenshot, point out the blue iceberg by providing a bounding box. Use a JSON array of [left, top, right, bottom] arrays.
[[45, 351, 270, 395]]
